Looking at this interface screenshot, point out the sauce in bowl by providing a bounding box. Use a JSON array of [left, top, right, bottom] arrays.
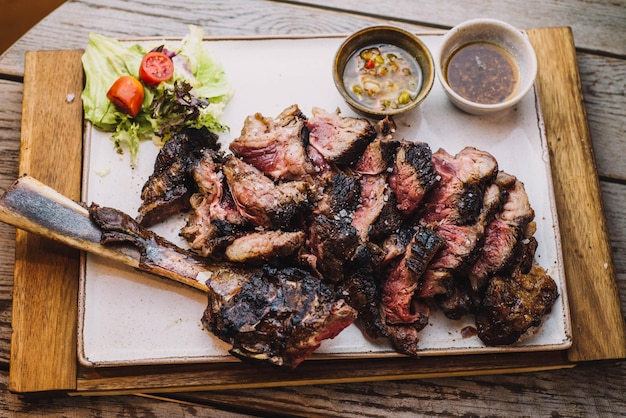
[[445, 42, 519, 104], [343, 44, 423, 112]]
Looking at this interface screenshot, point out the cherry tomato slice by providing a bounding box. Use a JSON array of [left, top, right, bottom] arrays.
[[139, 51, 174, 86], [106, 75, 144, 117]]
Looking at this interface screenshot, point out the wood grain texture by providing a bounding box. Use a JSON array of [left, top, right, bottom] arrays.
[[0, 371, 252, 417], [601, 182, 626, 307], [9, 50, 84, 393], [162, 364, 626, 417], [0, 80, 21, 365], [71, 352, 573, 395], [284, 0, 626, 54], [527, 27, 626, 362], [578, 53, 626, 181], [0, 0, 428, 78]]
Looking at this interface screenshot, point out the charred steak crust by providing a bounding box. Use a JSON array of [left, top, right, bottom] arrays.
[[202, 264, 357, 368], [476, 265, 558, 346], [137, 127, 221, 227]]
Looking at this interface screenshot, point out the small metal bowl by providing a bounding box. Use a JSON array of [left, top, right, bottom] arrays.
[[436, 19, 537, 115], [333, 25, 435, 119]]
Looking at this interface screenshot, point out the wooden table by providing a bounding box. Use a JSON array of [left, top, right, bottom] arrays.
[[1, 1, 625, 416]]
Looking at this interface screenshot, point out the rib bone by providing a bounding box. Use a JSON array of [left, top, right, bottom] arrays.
[[0, 175, 215, 292]]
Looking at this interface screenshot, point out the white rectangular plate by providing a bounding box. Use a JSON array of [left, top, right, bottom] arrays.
[[79, 34, 572, 367]]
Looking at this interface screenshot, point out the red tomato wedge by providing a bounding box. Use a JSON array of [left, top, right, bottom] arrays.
[[139, 51, 174, 86], [106, 75, 145, 117]]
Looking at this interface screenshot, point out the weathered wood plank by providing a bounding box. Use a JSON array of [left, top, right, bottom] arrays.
[[0, 80, 22, 365], [0, 371, 253, 417], [285, 0, 626, 55], [8, 50, 84, 393], [527, 27, 625, 362], [0, 0, 429, 78], [578, 53, 626, 182], [601, 181, 626, 308], [162, 363, 626, 417]]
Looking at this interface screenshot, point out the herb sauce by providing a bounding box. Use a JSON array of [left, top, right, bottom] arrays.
[[343, 44, 423, 111], [445, 42, 519, 104]]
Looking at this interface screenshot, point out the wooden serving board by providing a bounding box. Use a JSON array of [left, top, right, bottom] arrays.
[[8, 26, 626, 396]]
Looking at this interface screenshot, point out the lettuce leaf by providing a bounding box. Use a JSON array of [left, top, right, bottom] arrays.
[[81, 26, 232, 166]]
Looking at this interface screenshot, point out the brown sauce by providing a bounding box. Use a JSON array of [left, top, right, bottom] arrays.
[[461, 326, 478, 338], [445, 42, 519, 104]]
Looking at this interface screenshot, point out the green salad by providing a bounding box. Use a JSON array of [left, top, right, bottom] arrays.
[[81, 25, 233, 166]]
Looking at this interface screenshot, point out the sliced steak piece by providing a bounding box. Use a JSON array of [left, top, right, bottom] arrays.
[[338, 243, 387, 339], [354, 117, 400, 175], [368, 192, 404, 241], [181, 149, 246, 257], [351, 174, 391, 241], [306, 214, 360, 283], [421, 146, 498, 225], [427, 223, 483, 272], [418, 182, 503, 299], [468, 172, 536, 290], [380, 226, 415, 264], [386, 312, 429, 356], [388, 141, 438, 216], [229, 104, 315, 181], [306, 107, 376, 165], [380, 225, 443, 325], [475, 265, 558, 346], [224, 230, 305, 263], [137, 127, 220, 227], [314, 170, 361, 217], [223, 155, 312, 229], [203, 264, 357, 368]]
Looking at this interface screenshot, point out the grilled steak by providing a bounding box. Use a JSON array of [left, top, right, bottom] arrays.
[[137, 127, 220, 226], [421, 146, 498, 225], [222, 155, 312, 229], [306, 107, 377, 165], [337, 242, 386, 339], [467, 172, 536, 290], [476, 265, 558, 345], [203, 264, 357, 368], [315, 171, 362, 217], [307, 214, 360, 283], [224, 230, 305, 263], [354, 117, 399, 175], [129, 105, 559, 361], [180, 148, 247, 257], [388, 141, 438, 216], [351, 174, 397, 241], [416, 157, 502, 301], [2, 102, 561, 368], [379, 226, 443, 355], [229, 104, 315, 180]]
